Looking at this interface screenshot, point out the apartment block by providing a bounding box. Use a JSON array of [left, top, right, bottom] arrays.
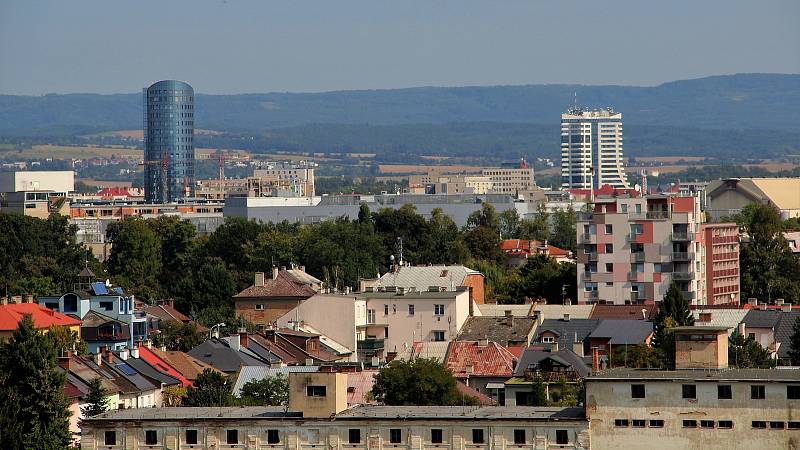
[[576, 193, 709, 305], [560, 108, 628, 189], [253, 161, 317, 197], [480, 159, 536, 195], [701, 223, 741, 305]]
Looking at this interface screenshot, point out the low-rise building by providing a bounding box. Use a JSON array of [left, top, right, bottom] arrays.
[[444, 340, 517, 403], [234, 269, 321, 329], [0, 301, 82, 339], [501, 239, 572, 266], [706, 177, 800, 220]]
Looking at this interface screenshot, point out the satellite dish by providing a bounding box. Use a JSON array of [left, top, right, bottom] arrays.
[[634, 184, 641, 192]]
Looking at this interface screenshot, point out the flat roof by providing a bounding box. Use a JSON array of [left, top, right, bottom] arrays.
[[589, 368, 800, 382], [84, 406, 585, 422]]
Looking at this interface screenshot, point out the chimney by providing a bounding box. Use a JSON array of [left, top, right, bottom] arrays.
[[272, 266, 279, 280], [776, 298, 785, 306], [478, 339, 489, 347], [699, 312, 712, 323], [591, 347, 600, 374], [119, 348, 129, 361], [641, 308, 648, 320], [299, 265, 306, 273], [563, 313, 571, 322], [747, 298, 757, 307], [552, 340, 559, 352], [0, 296, 7, 306], [106, 349, 114, 364], [131, 346, 140, 359], [239, 330, 249, 349], [254, 272, 265, 287], [22, 294, 33, 303], [58, 351, 72, 370], [572, 333, 584, 357], [737, 322, 746, 337], [94, 352, 102, 366]]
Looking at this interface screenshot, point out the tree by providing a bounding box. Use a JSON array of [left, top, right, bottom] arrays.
[[550, 206, 577, 253], [238, 374, 289, 406], [509, 254, 575, 304], [519, 203, 549, 242], [107, 218, 162, 301], [48, 324, 88, 355], [788, 317, 800, 366], [162, 385, 187, 406], [371, 358, 478, 406], [82, 377, 110, 417], [357, 202, 372, 226], [184, 369, 234, 407], [152, 320, 205, 352], [466, 202, 501, 232], [729, 332, 775, 368], [499, 209, 521, 239], [652, 283, 695, 368], [419, 208, 470, 264], [0, 315, 72, 449]]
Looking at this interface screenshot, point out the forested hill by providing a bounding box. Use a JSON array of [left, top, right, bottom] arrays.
[[1, 74, 798, 134]]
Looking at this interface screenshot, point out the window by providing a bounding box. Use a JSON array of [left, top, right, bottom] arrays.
[[654, 263, 662, 273], [605, 224, 613, 234], [267, 430, 280, 444], [700, 420, 715, 429], [682, 384, 696, 399], [621, 204, 628, 213], [632, 420, 645, 428], [384, 327, 389, 339], [752, 421, 766, 429], [99, 301, 113, 311], [631, 384, 645, 398], [104, 430, 116, 445], [769, 422, 785, 429], [433, 331, 445, 342], [390, 429, 402, 444], [513, 429, 525, 444], [556, 430, 568, 445], [541, 336, 554, 343], [184, 429, 198, 444], [145, 430, 157, 445], [682, 420, 697, 428], [431, 429, 443, 444], [255, 304, 264, 311], [434, 304, 445, 315], [384, 304, 389, 315], [788, 385, 800, 399], [605, 263, 613, 272], [307, 386, 327, 397], [751, 385, 765, 399], [630, 224, 643, 235], [605, 243, 613, 253], [472, 429, 484, 444], [349, 429, 361, 444], [614, 419, 629, 427], [717, 421, 733, 429], [226, 430, 238, 445], [649, 420, 664, 428], [718, 384, 732, 399], [788, 422, 800, 430], [408, 304, 415, 316]]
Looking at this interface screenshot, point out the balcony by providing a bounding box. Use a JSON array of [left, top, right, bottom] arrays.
[[630, 252, 645, 262], [630, 292, 645, 303], [672, 271, 694, 281], [587, 252, 598, 261], [357, 338, 385, 351], [626, 233, 640, 242], [580, 233, 593, 243], [577, 212, 594, 221], [671, 252, 694, 261], [646, 211, 670, 220], [586, 290, 599, 299], [671, 231, 691, 241], [628, 272, 641, 281]]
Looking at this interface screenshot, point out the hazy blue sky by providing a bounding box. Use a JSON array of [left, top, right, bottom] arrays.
[[1, 0, 798, 95]]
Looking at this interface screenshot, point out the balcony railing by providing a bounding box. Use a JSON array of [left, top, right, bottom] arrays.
[[630, 252, 645, 262], [586, 290, 599, 298], [672, 271, 694, 281], [587, 252, 598, 261], [626, 233, 640, 242], [628, 272, 641, 281], [671, 252, 694, 261], [357, 338, 385, 351], [671, 231, 691, 241], [630, 292, 645, 303], [580, 233, 593, 243], [646, 211, 670, 220]]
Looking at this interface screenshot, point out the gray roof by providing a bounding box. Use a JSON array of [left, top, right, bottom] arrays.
[[590, 367, 800, 382], [457, 316, 536, 346], [234, 365, 319, 395], [394, 341, 451, 363], [774, 311, 800, 359], [377, 265, 481, 291], [514, 348, 590, 378], [188, 339, 269, 373], [106, 354, 160, 393], [122, 356, 182, 387], [84, 407, 297, 422], [336, 405, 586, 421], [533, 304, 595, 320], [536, 318, 600, 349], [691, 309, 748, 331], [588, 320, 653, 345], [743, 310, 782, 328]]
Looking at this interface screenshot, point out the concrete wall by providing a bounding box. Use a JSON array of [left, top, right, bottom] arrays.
[[0, 170, 74, 193], [277, 294, 361, 352], [586, 379, 800, 450], [288, 372, 348, 419]]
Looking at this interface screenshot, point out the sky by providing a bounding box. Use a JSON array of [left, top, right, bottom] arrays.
[[1, 0, 798, 95]]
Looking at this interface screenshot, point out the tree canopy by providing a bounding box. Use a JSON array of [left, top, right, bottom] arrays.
[[371, 358, 478, 406], [184, 369, 234, 407]]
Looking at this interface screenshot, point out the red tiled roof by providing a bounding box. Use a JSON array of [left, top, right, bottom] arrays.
[[347, 370, 378, 405], [63, 380, 83, 399], [590, 304, 658, 321], [234, 271, 317, 299], [98, 187, 133, 196], [445, 341, 517, 378], [0, 303, 82, 331], [456, 381, 498, 406], [137, 346, 192, 387], [500, 239, 570, 257]]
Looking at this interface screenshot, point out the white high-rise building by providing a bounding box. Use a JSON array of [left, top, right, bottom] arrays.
[[560, 107, 629, 189]]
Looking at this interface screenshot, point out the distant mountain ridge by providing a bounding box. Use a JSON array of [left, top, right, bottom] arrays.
[[1, 74, 798, 134]]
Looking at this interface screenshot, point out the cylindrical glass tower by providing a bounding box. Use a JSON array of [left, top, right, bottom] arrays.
[[143, 80, 195, 203]]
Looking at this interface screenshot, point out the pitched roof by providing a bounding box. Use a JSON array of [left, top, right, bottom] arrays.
[[536, 318, 601, 349], [66, 355, 124, 395], [188, 339, 269, 373], [692, 309, 749, 331], [774, 311, 800, 359], [533, 304, 595, 320], [233, 365, 320, 396], [590, 304, 658, 321], [456, 380, 498, 406], [247, 333, 301, 365], [63, 380, 83, 399], [143, 304, 190, 323], [476, 304, 534, 317], [514, 348, 590, 378], [80, 310, 125, 328], [743, 310, 783, 329], [456, 316, 536, 346], [394, 341, 450, 363], [377, 265, 481, 291], [500, 239, 571, 257], [588, 320, 654, 345], [749, 178, 800, 210], [347, 370, 378, 406], [445, 341, 517, 378], [0, 303, 82, 331], [148, 347, 220, 381], [234, 270, 318, 299], [122, 355, 183, 387]]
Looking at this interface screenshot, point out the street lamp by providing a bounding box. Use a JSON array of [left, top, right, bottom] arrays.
[[209, 323, 226, 340]]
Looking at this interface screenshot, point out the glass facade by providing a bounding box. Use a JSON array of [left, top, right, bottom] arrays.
[[143, 80, 195, 203]]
